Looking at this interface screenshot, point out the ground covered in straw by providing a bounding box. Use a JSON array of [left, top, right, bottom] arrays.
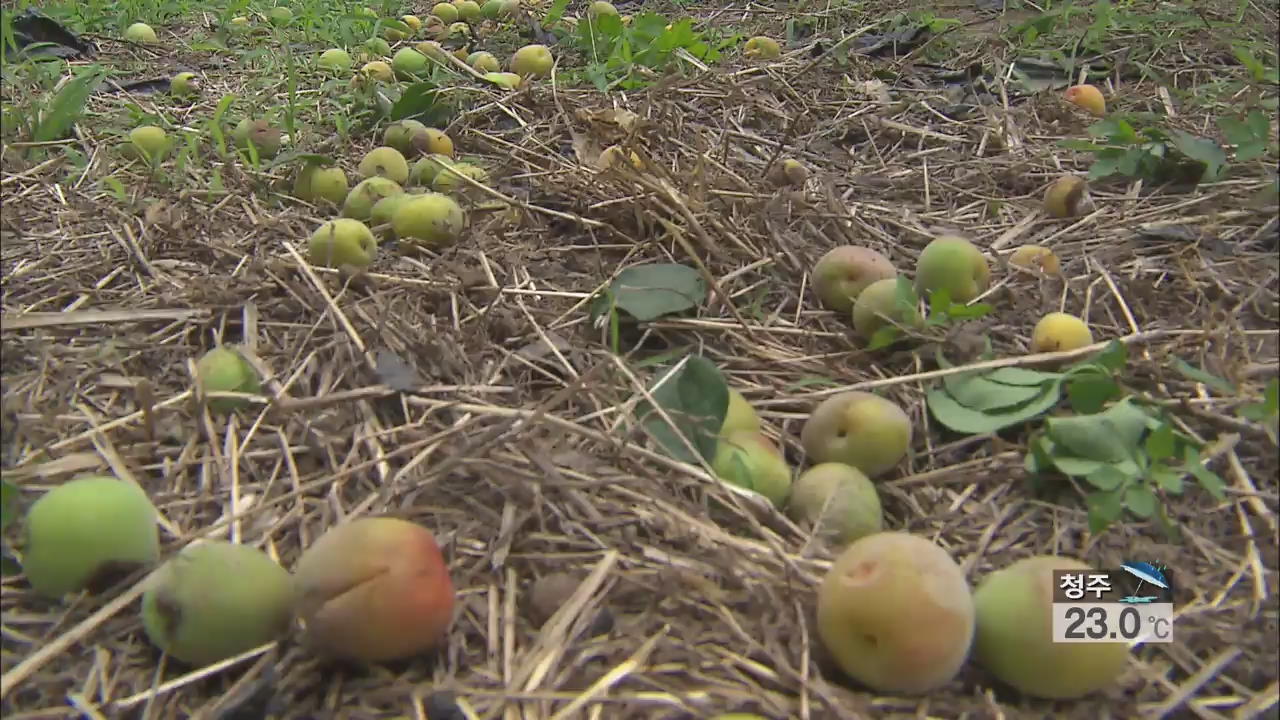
[[1, 0, 1278, 718]]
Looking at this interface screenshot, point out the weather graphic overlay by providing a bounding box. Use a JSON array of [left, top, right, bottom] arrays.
[[1051, 562, 1175, 644]]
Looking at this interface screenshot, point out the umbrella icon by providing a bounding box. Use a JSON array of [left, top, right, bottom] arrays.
[[1119, 562, 1168, 604]]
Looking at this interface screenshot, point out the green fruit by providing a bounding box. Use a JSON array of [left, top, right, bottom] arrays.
[[800, 391, 912, 478], [431, 2, 460, 23], [141, 541, 295, 667], [128, 125, 170, 163], [196, 346, 262, 413], [721, 388, 760, 437], [358, 146, 410, 185], [267, 7, 292, 25], [914, 235, 991, 303], [365, 37, 393, 57], [817, 532, 974, 694], [169, 72, 199, 97], [293, 164, 349, 206], [710, 431, 791, 508], [342, 176, 404, 221], [466, 51, 500, 73], [231, 118, 282, 159], [812, 246, 898, 314], [409, 154, 454, 186], [124, 22, 158, 44], [973, 556, 1131, 699], [587, 1, 619, 18], [480, 0, 511, 19], [308, 218, 378, 268], [391, 192, 465, 247], [22, 475, 160, 598], [788, 463, 882, 546], [356, 6, 378, 18], [455, 0, 482, 21], [391, 48, 429, 78], [317, 48, 353, 72], [446, 21, 471, 39], [851, 277, 922, 341], [370, 193, 418, 235], [510, 44, 553, 77], [384, 120, 429, 157]]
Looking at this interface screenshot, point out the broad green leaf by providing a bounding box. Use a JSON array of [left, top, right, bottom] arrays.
[[1085, 465, 1130, 491], [1169, 131, 1227, 182], [1124, 484, 1158, 518], [947, 302, 993, 319], [1087, 152, 1124, 180], [1183, 446, 1226, 501], [1088, 340, 1128, 373], [1067, 372, 1120, 413], [1044, 398, 1150, 462], [390, 81, 452, 125], [943, 374, 1052, 413], [33, 65, 105, 142], [926, 381, 1062, 435], [634, 355, 729, 464], [1169, 358, 1235, 394], [986, 367, 1062, 385], [1086, 489, 1124, 534], [593, 263, 706, 322], [1144, 422, 1176, 461], [867, 326, 903, 350], [0, 477, 16, 532], [1149, 463, 1185, 494]]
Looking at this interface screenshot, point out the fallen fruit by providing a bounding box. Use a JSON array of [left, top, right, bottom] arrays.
[[431, 2, 460, 23], [231, 118, 282, 159], [455, 0, 482, 20], [141, 541, 295, 667], [817, 532, 975, 694], [415, 40, 451, 62], [1043, 175, 1090, 218], [22, 475, 160, 598], [293, 517, 455, 662], [851, 277, 922, 341], [196, 345, 262, 413], [169, 71, 198, 97], [800, 391, 912, 478], [300, 166, 350, 207], [788, 463, 883, 546], [370, 193, 418, 236], [392, 192, 466, 247], [467, 50, 501, 73], [392, 48, 430, 78], [446, 22, 471, 41], [358, 60, 395, 83], [481, 0, 513, 18], [721, 388, 761, 437], [128, 125, 170, 164], [318, 48, 353, 73], [743, 36, 780, 60], [914, 235, 990, 303], [1030, 312, 1093, 353], [711, 430, 791, 508], [365, 37, 393, 57], [1008, 245, 1060, 276], [812, 246, 898, 314], [228, 16, 250, 30], [343, 176, 405, 221], [358, 146, 411, 185], [587, 1, 619, 18], [482, 71, 522, 90], [422, 128, 454, 157], [384, 119, 430, 156], [267, 7, 292, 26], [510, 44, 554, 77], [308, 218, 378, 268], [596, 144, 644, 171], [410, 154, 455, 186], [356, 6, 378, 18], [124, 22, 158, 44], [402, 14, 423, 32], [1064, 84, 1106, 117], [383, 25, 408, 42], [973, 555, 1130, 699], [767, 157, 808, 187]]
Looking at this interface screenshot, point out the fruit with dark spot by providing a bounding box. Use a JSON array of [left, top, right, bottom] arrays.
[[816, 531, 975, 694], [196, 345, 262, 413], [231, 119, 282, 159], [141, 541, 295, 666], [852, 277, 922, 341], [1030, 312, 1093, 353], [358, 146, 410, 185], [973, 555, 1130, 699], [812, 246, 898, 314], [800, 391, 912, 478], [914, 235, 990, 303], [22, 475, 160, 598], [788, 463, 882, 546], [1043, 176, 1090, 218], [293, 517, 455, 662], [1008, 245, 1060, 276], [711, 430, 791, 508]]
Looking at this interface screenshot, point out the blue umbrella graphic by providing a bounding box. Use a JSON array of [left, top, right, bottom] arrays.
[[1119, 562, 1168, 604]]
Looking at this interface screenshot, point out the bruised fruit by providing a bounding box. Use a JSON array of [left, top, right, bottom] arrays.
[[1043, 175, 1090, 218], [124, 22, 158, 44], [22, 475, 160, 598], [293, 517, 455, 662], [914, 235, 990, 303], [141, 541, 295, 667], [800, 391, 912, 478], [392, 192, 466, 247], [391, 48, 430, 78], [231, 118, 282, 159], [812, 246, 898, 314], [710, 430, 791, 508], [308, 218, 378, 268], [467, 50, 500, 73], [510, 44, 554, 77], [816, 531, 975, 694], [743, 36, 780, 60], [1008, 245, 1060, 276], [358, 146, 410, 185], [973, 556, 1130, 699], [358, 60, 394, 84], [196, 345, 262, 413], [788, 463, 883, 546], [343, 176, 404, 220], [1030, 312, 1093, 353], [721, 388, 761, 437], [852, 277, 922, 341], [1064, 84, 1106, 117]]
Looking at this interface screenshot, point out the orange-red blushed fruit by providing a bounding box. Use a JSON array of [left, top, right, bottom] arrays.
[[1064, 84, 1106, 117], [293, 517, 455, 662]]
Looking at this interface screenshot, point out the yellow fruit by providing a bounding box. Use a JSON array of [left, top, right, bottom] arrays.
[[510, 44, 554, 77], [973, 556, 1130, 699], [482, 71, 523, 90], [587, 1, 619, 18], [391, 192, 466, 247], [817, 532, 975, 694], [596, 144, 644, 171], [812, 246, 898, 314], [358, 60, 395, 83], [467, 50, 500, 73], [308, 218, 378, 268], [358, 146, 411, 185], [800, 391, 912, 478], [1043, 175, 1090, 218], [914, 235, 990, 303], [710, 430, 791, 508], [431, 2, 460, 23], [743, 36, 780, 60], [851, 277, 922, 341], [1008, 245, 1060, 276], [422, 128, 454, 156], [401, 14, 423, 32], [767, 157, 808, 187], [721, 388, 760, 436], [1030, 312, 1093, 353], [788, 463, 883, 546], [1064, 84, 1106, 117], [196, 345, 262, 413]]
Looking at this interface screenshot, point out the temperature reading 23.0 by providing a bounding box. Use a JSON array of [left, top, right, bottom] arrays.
[[1050, 563, 1177, 644]]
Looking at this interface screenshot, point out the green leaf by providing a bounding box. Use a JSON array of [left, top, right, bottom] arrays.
[[1168, 131, 1228, 182], [1232, 43, 1267, 82], [33, 65, 105, 142], [1238, 378, 1279, 422], [1149, 463, 1185, 494], [0, 477, 16, 532], [1169, 358, 1236, 394], [986, 367, 1062, 385], [1044, 398, 1150, 462], [1183, 446, 1226, 501], [592, 263, 706, 322], [867, 326, 903, 351], [1085, 464, 1130, 491], [926, 381, 1062, 434], [1067, 372, 1120, 413], [1087, 152, 1124, 180], [1088, 340, 1128, 373], [1124, 483, 1158, 519], [544, 0, 570, 25], [947, 302, 993, 319], [634, 355, 729, 464], [943, 373, 1054, 413], [390, 81, 452, 125], [1144, 422, 1176, 461], [1086, 489, 1124, 534]]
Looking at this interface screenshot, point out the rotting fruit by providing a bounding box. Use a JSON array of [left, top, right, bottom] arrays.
[[358, 146, 411, 185], [596, 145, 643, 171], [1030, 312, 1093, 353], [816, 531, 975, 694], [22, 474, 161, 598], [124, 22, 158, 44], [231, 118, 282, 160], [293, 517, 455, 663], [1008, 245, 1060, 276], [721, 388, 761, 437], [812, 245, 898, 314], [914, 235, 990, 303], [788, 463, 883, 546], [766, 158, 808, 188], [196, 345, 262, 413], [392, 192, 466, 247], [1043, 175, 1090, 218], [973, 555, 1130, 699], [800, 391, 912, 479], [510, 44, 554, 77], [308, 218, 378, 268], [141, 541, 295, 667], [294, 164, 349, 207], [710, 430, 791, 508], [852, 277, 922, 341], [342, 176, 404, 221], [1064, 84, 1106, 117], [743, 36, 780, 60]]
